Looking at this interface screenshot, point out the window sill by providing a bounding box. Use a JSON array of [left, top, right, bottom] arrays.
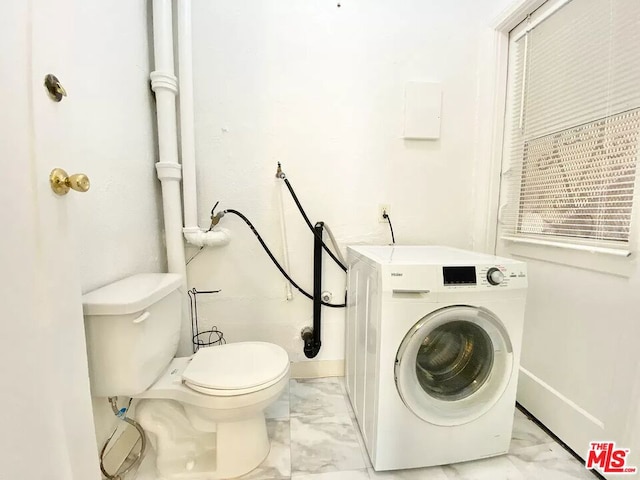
[[501, 235, 636, 277], [501, 235, 631, 257]]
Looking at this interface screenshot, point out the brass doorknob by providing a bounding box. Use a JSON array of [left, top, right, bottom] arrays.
[[50, 168, 90, 195], [44, 74, 67, 102]]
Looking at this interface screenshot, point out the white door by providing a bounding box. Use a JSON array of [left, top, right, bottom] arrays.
[[394, 306, 513, 426], [0, 1, 100, 478]]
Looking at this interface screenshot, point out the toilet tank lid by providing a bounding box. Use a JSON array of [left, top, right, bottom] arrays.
[[82, 273, 182, 316]]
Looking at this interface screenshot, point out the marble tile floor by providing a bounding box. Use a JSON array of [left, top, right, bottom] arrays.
[[135, 377, 598, 480]]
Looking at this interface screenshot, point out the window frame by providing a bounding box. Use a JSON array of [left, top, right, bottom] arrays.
[[492, 0, 640, 277]]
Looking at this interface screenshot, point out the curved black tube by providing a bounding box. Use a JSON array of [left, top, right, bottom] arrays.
[[283, 178, 347, 272], [383, 212, 396, 244], [224, 209, 346, 308]]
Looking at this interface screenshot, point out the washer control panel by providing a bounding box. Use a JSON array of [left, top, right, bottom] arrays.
[[486, 267, 504, 285], [442, 266, 477, 285], [385, 262, 527, 293], [476, 265, 527, 288], [438, 265, 527, 289]]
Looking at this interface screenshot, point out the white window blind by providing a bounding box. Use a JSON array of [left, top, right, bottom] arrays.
[[501, 0, 640, 251]]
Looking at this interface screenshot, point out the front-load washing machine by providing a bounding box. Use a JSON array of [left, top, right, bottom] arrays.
[[345, 246, 527, 471]]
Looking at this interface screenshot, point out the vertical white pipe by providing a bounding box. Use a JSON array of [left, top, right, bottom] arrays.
[[155, 164, 186, 274], [151, 0, 186, 277], [278, 181, 294, 300], [152, 0, 173, 72], [152, 0, 180, 176], [176, 0, 230, 248], [152, 0, 191, 356], [177, 0, 198, 231]]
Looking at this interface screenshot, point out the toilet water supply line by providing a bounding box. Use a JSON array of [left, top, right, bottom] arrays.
[[99, 397, 147, 479]]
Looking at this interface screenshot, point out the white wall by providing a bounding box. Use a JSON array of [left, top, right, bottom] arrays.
[[63, 0, 165, 452], [68, 1, 164, 294], [513, 258, 640, 470], [187, 0, 513, 363]]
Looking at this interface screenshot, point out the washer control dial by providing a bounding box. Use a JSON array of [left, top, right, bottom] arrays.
[[487, 267, 504, 286]]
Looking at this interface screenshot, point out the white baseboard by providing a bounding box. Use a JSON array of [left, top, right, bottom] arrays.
[[290, 359, 345, 379], [517, 366, 605, 459]]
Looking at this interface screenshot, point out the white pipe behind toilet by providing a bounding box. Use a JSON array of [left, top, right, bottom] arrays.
[[150, 0, 230, 354]]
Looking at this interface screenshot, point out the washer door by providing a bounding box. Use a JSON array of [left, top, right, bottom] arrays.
[[395, 305, 513, 426]]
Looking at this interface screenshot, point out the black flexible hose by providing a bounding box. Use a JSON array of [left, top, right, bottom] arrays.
[[283, 178, 347, 272], [224, 209, 346, 308], [384, 212, 396, 244]]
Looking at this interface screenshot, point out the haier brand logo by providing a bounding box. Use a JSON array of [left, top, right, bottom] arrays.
[[586, 442, 637, 474], [391, 273, 403, 277]]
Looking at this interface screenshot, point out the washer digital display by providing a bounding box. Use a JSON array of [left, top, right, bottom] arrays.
[[443, 266, 476, 285]]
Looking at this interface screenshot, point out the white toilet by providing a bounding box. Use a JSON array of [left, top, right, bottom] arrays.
[[82, 273, 290, 480]]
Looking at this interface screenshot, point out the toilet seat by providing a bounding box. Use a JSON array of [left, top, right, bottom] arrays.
[[185, 367, 289, 396], [182, 342, 290, 397]]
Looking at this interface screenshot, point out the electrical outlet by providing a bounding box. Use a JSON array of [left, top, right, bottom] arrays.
[[378, 204, 391, 223]]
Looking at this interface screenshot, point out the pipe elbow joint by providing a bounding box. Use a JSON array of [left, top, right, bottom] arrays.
[[183, 227, 231, 248], [301, 327, 321, 358]]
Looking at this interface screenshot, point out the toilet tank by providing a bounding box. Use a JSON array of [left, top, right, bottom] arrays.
[[82, 273, 183, 397]]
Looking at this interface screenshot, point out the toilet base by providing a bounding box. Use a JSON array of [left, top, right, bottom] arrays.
[[216, 414, 270, 478], [136, 399, 270, 479]]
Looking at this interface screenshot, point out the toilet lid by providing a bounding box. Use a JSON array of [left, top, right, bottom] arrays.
[[182, 342, 290, 391]]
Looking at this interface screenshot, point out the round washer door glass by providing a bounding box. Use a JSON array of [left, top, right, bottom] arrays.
[[395, 306, 513, 426], [415, 320, 493, 401]]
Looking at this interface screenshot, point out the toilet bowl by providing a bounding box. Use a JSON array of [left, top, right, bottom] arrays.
[[136, 342, 290, 480], [81, 274, 290, 480]]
